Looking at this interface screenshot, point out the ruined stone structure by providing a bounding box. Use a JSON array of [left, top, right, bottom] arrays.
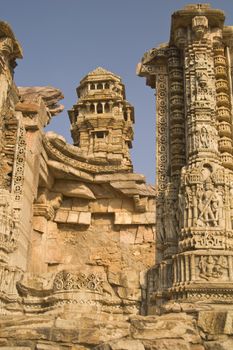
[[2, 4, 233, 350], [0, 20, 156, 349]]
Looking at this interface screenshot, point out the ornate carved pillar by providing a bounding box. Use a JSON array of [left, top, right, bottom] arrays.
[[138, 4, 233, 306]]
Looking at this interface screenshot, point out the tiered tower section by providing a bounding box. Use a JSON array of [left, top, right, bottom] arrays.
[[69, 67, 134, 166], [138, 4, 233, 305]]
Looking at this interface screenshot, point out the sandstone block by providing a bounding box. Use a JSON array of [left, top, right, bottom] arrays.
[[190, 345, 205, 350], [95, 173, 145, 183], [198, 311, 233, 335], [120, 230, 136, 244], [45, 237, 62, 264], [33, 216, 47, 234], [78, 212, 91, 225], [121, 199, 134, 212], [117, 286, 141, 301], [115, 213, 132, 225], [90, 199, 109, 213], [72, 198, 89, 211], [142, 339, 190, 350], [36, 344, 61, 350], [0, 316, 54, 341], [108, 199, 123, 212], [54, 209, 68, 223], [53, 180, 95, 199], [131, 213, 155, 225], [204, 339, 233, 350], [54, 317, 130, 345], [107, 339, 145, 350], [0, 348, 32, 350], [135, 227, 144, 244], [107, 267, 121, 286], [67, 211, 79, 223], [143, 227, 154, 243], [130, 314, 201, 344]]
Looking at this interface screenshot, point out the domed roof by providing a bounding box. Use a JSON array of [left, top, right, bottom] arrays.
[[80, 66, 121, 83]]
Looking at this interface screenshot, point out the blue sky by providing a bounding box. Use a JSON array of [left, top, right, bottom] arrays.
[[2, 0, 233, 184]]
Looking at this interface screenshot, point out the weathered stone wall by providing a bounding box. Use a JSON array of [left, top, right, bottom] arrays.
[[15, 168, 154, 315]]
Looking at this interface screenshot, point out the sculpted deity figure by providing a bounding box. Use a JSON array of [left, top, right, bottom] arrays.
[[200, 126, 210, 148], [197, 179, 220, 227], [185, 186, 193, 227], [199, 255, 228, 280]]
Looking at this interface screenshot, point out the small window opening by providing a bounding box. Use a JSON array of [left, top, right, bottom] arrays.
[[105, 102, 110, 113], [97, 103, 103, 114], [96, 131, 105, 138], [90, 104, 95, 113]]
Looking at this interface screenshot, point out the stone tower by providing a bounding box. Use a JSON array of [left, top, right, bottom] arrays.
[[138, 4, 233, 307], [68, 67, 134, 166]]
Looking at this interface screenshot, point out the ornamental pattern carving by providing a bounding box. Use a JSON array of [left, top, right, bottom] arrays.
[[156, 73, 168, 198], [12, 125, 26, 202], [53, 270, 104, 293], [44, 135, 131, 174]]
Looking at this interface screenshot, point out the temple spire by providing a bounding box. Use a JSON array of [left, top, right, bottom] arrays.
[[68, 67, 134, 167]]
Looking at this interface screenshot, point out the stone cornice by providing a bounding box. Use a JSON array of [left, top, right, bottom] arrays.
[[43, 133, 132, 176]]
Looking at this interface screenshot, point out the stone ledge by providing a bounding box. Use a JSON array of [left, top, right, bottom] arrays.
[[54, 210, 91, 225]]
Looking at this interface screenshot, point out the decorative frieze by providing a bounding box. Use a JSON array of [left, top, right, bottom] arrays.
[[53, 270, 104, 293]]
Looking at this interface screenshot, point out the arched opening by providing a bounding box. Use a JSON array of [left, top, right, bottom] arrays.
[[97, 83, 103, 89], [90, 104, 95, 113], [105, 82, 110, 89], [90, 83, 95, 90], [105, 102, 110, 113], [97, 103, 103, 114]]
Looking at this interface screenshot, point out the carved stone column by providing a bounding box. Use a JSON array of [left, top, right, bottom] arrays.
[[138, 4, 233, 306]]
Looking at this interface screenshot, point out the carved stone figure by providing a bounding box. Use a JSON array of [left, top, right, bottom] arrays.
[[198, 255, 228, 281]]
